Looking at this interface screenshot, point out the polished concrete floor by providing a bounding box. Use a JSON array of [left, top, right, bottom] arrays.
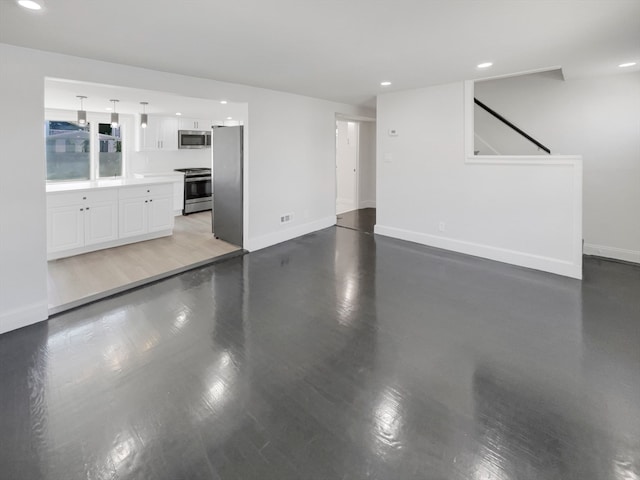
[[337, 207, 376, 234], [1, 227, 639, 479]]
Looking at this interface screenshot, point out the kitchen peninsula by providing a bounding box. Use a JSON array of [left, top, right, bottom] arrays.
[[46, 178, 175, 260]]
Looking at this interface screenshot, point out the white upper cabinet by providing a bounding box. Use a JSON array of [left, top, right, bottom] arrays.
[[178, 118, 209, 131], [135, 115, 178, 151]]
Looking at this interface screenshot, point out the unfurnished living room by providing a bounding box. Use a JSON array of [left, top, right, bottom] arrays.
[[0, 1, 639, 479]]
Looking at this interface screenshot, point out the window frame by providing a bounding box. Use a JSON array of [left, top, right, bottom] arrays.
[[45, 109, 128, 183]]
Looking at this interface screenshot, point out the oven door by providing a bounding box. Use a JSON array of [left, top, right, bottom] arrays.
[[185, 176, 212, 201]]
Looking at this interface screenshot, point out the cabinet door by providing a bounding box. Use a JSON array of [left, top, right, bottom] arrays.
[[119, 197, 147, 238], [148, 196, 174, 233], [47, 205, 84, 253], [160, 117, 178, 150], [179, 118, 197, 130], [84, 201, 118, 246], [136, 115, 161, 151]]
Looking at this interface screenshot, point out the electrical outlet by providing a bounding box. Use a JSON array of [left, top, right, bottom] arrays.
[[280, 213, 293, 225], [438, 221, 446, 232]]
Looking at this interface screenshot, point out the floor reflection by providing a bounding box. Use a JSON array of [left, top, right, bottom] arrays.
[[0, 228, 638, 479]]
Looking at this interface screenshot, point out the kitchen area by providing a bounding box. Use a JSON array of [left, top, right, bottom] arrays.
[[45, 79, 247, 313]]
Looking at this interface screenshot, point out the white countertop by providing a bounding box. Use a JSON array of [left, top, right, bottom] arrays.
[[46, 177, 177, 193], [133, 171, 185, 180]]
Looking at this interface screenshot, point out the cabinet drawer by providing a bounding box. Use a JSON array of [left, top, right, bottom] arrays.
[[119, 183, 173, 199], [48, 189, 117, 208]]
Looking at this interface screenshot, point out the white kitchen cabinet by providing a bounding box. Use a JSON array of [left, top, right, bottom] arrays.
[[135, 115, 178, 151], [148, 195, 173, 232], [47, 205, 84, 253], [118, 183, 174, 239], [47, 189, 118, 254], [47, 181, 174, 260], [178, 118, 209, 131], [84, 201, 118, 245], [119, 197, 147, 238]]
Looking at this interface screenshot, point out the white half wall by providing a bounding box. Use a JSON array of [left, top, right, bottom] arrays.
[[376, 81, 583, 279], [0, 43, 371, 334], [475, 71, 640, 263]]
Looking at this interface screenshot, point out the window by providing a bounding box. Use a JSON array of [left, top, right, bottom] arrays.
[[45, 116, 125, 182], [98, 123, 122, 177], [45, 121, 91, 181]]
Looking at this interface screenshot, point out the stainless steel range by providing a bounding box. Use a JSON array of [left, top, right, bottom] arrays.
[[174, 168, 212, 214]]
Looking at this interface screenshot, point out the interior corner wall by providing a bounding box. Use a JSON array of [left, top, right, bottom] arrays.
[[475, 71, 640, 263], [0, 43, 371, 334], [376, 82, 582, 279], [358, 121, 377, 208], [0, 48, 49, 334]]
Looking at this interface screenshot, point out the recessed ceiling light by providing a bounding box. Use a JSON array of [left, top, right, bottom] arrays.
[[619, 62, 636, 68], [105, 107, 112, 111], [220, 100, 228, 104], [17, 0, 42, 10], [477, 62, 493, 69], [175, 112, 182, 116], [380, 81, 392, 86], [226, 117, 233, 120]]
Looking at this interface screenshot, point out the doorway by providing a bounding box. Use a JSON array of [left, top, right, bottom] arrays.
[[335, 117, 376, 234], [336, 120, 359, 215]]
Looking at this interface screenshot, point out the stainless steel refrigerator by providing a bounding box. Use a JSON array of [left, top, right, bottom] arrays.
[[212, 126, 243, 246]]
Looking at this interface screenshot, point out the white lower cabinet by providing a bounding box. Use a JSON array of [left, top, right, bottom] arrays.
[[119, 197, 148, 238], [84, 201, 118, 246], [47, 190, 118, 254], [47, 182, 173, 259], [118, 183, 174, 239], [48, 205, 85, 253]]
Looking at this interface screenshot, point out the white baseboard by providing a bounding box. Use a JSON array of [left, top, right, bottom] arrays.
[[0, 302, 49, 335], [245, 216, 336, 252], [359, 200, 376, 209], [374, 225, 582, 279], [48, 229, 173, 260], [583, 243, 640, 264]]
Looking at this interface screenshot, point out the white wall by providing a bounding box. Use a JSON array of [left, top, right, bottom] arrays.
[[358, 121, 376, 208], [0, 43, 371, 334], [376, 81, 583, 279], [475, 71, 640, 263]]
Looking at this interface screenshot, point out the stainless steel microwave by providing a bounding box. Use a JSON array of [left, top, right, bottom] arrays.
[[178, 130, 211, 149]]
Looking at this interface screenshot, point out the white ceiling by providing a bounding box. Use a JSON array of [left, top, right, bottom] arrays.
[[44, 78, 248, 122], [2, 0, 639, 107]]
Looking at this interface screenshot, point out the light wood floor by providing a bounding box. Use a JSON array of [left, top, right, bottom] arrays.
[[47, 212, 241, 312]]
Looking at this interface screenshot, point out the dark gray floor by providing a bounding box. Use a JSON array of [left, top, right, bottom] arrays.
[[337, 208, 376, 233], [1, 227, 639, 480]]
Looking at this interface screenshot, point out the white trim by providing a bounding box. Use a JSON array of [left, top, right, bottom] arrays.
[[374, 225, 583, 279], [584, 243, 640, 264], [359, 200, 376, 209], [466, 154, 582, 166], [245, 215, 335, 252], [335, 113, 376, 122], [0, 302, 49, 335], [473, 65, 564, 83], [47, 229, 172, 260]]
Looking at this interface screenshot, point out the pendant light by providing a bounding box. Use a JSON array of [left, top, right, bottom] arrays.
[[110, 99, 119, 128], [76, 95, 87, 126], [140, 102, 148, 129]]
